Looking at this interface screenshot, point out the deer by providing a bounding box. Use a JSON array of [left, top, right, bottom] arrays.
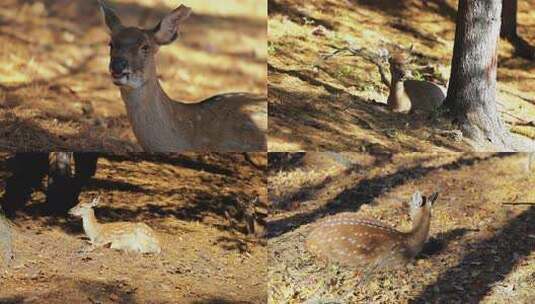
[[69, 196, 161, 254], [375, 50, 447, 113], [98, 1, 267, 152], [305, 191, 438, 283]]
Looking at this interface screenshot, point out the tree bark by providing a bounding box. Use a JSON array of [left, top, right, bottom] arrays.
[[445, 0, 510, 150], [500, 0, 535, 59]]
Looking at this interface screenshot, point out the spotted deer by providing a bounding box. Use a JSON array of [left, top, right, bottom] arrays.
[[376, 50, 447, 113], [305, 191, 438, 276], [69, 196, 161, 254], [99, 1, 267, 152]]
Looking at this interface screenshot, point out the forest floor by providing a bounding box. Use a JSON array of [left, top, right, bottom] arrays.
[[0, 0, 266, 151], [0, 153, 267, 304], [268, 152, 535, 303], [268, 0, 535, 152]]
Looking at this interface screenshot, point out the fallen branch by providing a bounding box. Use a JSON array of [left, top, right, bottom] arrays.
[[319, 44, 391, 87]]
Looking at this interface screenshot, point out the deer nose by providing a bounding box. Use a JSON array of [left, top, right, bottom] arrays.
[[110, 58, 127, 75]]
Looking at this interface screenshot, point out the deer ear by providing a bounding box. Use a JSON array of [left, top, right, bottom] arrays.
[[99, 0, 124, 33], [427, 192, 439, 206], [152, 5, 192, 45]]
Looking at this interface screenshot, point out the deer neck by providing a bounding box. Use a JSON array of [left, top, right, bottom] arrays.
[[82, 209, 101, 243], [119, 78, 192, 151], [405, 209, 431, 257], [387, 76, 411, 112]]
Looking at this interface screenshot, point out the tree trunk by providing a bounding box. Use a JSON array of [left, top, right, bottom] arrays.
[[445, 0, 510, 150], [46, 153, 99, 214], [500, 0, 535, 59], [501, 0, 517, 38]]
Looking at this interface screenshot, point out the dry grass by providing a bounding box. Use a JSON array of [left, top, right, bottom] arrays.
[[268, 0, 535, 152], [268, 152, 535, 303], [0, 153, 267, 303], [0, 0, 266, 151]]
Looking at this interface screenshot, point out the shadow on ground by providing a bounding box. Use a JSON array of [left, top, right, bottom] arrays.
[[0, 153, 266, 237], [412, 206, 535, 303], [267, 153, 512, 237]]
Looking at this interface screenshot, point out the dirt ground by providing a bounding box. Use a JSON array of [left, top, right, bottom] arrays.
[[268, 0, 535, 152], [0, 153, 267, 303], [0, 0, 267, 151], [268, 152, 535, 303]]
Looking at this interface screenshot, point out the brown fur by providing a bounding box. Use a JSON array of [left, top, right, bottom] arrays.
[[386, 52, 446, 113], [305, 192, 437, 268], [100, 2, 267, 152]]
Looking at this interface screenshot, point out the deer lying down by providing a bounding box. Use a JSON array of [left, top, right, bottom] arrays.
[[99, 1, 267, 152], [306, 191, 439, 272], [377, 51, 447, 113], [69, 197, 161, 254]]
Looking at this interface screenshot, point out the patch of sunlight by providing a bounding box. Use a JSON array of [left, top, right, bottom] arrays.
[[160, 46, 264, 80], [119, 0, 266, 19], [0, 73, 30, 84], [269, 17, 309, 40], [268, 136, 304, 152]]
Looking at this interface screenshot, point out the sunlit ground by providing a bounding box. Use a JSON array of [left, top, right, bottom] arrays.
[[0, 0, 267, 151], [268, 0, 535, 152], [268, 152, 535, 303]]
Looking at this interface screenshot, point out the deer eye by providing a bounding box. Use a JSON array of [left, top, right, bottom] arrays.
[[108, 42, 113, 49]]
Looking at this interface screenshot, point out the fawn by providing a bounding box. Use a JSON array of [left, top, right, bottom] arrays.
[[305, 191, 438, 272], [376, 50, 446, 113], [99, 1, 267, 152], [69, 196, 161, 254]]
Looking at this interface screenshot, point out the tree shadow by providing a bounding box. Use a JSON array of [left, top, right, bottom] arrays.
[[215, 235, 264, 253], [268, 82, 394, 152], [270, 159, 367, 212], [420, 0, 457, 20], [83, 178, 147, 193], [0, 276, 136, 303], [102, 153, 238, 176], [267, 152, 306, 172], [267, 153, 509, 237], [419, 228, 472, 258], [9, 190, 261, 237], [268, 0, 335, 30], [0, 296, 25, 304], [0, 296, 26, 304], [268, 63, 468, 152], [74, 277, 137, 304], [0, 153, 264, 237], [410, 206, 535, 303], [346, 0, 456, 21], [0, 0, 266, 151], [0, 48, 139, 152]]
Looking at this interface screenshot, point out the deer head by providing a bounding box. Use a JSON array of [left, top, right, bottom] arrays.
[[408, 191, 438, 225], [99, 1, 192, 89], [69, 195, 101, 218]]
